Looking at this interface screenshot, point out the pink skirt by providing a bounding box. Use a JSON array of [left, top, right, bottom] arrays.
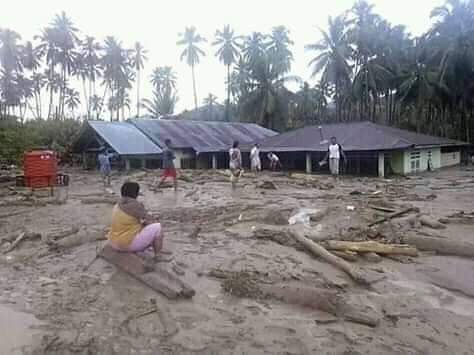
[[111, 223, 162, 252]]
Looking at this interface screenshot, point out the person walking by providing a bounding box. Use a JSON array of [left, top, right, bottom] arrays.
[[229, 141, 242, 189], [157, 139, 178, 191], [320, 136, 346, 177]]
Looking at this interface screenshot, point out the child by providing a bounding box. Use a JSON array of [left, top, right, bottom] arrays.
[[107, 182, 163, 258], [229, 140, 242, 188], [157, 139, 177, 191]]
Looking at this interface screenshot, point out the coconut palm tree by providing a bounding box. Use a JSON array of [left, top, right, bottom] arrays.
[[49, 11, 80, 119], [203, 93, 218, 120], [142, 87, 178, 118], [81, 36, 102, 119], [177, 26, 206, 109], [306, 15, 352, 121], [150, 66, 177, 92], [242, 32, 267, 66], [131, 41, 147, 117], [268, 26, 294, 76], [213, 25, 240, 120], [64, 87, 80, 117]]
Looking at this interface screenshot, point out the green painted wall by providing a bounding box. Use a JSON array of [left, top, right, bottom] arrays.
[[390, 151, 405, 174]]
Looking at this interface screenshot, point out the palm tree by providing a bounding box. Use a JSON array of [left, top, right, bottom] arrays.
[[142, 87, 178, 117], [213, 25, 240, 121], [177, 26, 206, 109], [242, 32, 267, 66], [268, 26, 294, 76], [131, 41, 147, 117], [81, 36, 102, 119], [49, 11, 80, 119], [64, 88, 80, 117], [101, 36, 132, 120], [203, 93, 218, 120], [150, 66, 177, 92], [306, 15, 352, 121]]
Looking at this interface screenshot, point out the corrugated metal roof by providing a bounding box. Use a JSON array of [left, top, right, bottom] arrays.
[[256, 121, 467, 152], [130, 118, 277, 153], [87, 121, 162, 155]]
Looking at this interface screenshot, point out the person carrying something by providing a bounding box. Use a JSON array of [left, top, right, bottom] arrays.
[[321, 136, 346, 177], [267, 152, 282, 171], [98, 149, 112, 187], [229, 140, 243, 189], [157, 139, 177, 191], [250, 143, 262, 172], [107, 182, 164, 259]]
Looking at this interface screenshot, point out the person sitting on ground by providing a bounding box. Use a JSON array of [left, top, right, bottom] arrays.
[[107, 182, 163, 258], [229, 140, 242, 188], [267, 152, 282, 171], [250, 143, 262, 173], [157, 138, 177, 191], [320, 136, 346, 177], [98, 148, 112, 187]]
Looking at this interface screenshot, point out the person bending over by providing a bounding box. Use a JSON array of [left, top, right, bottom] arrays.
[[107, 182, 163, 258]]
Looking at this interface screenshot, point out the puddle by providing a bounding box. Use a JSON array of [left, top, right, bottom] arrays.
[[390, 279, 474, 318], [0, 304, 42, 354]]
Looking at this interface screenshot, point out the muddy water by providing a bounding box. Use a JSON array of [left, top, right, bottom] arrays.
[[0, 304, 42, 354]]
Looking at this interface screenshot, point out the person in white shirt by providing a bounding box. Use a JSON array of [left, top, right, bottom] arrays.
[[267, 152, 282, 171], [250, 143, 261, 172], [321, 137, 346, 176]]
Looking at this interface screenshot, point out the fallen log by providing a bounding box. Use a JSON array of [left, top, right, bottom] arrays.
[[332, 250, 358, 262], [0, 209, 30, 219], [368, 207, 418, 227], [419, 215, 447, 230], [41, 226, 80, 243], [403, 234, 474, 257], [261, 283, 380, 327], [49, 229, 106, 249], [368, 205, 396, 213], [100, 244, 195, 299], [324, 240, 418, 257], [80, 196, 117, 205], [288, 229, 379, 286], [3, 231, 41, 253]]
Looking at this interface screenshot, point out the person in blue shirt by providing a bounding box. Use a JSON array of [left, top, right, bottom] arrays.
[[98, 149, 113, 186]]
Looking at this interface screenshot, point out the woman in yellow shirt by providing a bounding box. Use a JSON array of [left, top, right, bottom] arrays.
[[108, 182, 163, 256]]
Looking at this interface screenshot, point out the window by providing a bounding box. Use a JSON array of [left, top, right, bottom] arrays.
[[410, 151, 421, 173]]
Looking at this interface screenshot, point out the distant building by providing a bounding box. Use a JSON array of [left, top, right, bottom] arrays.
[[72, 119, 276, 170], [254, 121, 469, 177]]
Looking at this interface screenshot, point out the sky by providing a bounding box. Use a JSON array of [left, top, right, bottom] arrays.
[[0, 0, 444, 115]]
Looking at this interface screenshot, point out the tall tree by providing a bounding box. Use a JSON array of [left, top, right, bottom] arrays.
[[268, 26, 294, 76], [306, 15, 352, 121], [213, 25, 240, 121], [80, 36, 102, 119], [203, 93, 218, 120], [177, 26, 206, 109], [131, 41, 147, 117]]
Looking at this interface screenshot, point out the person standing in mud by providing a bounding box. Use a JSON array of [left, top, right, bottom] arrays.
[[157, 139, 178, 191], [229, 140, 242, 189], [320, 136, 346, 177], [268, 152, 282, 171], [98, 149, 112, 187], [250, 143, 261, 173]]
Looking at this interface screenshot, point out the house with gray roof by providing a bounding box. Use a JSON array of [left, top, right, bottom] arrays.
[[254, 121, 468, 176], [73, 119, 276, 170]]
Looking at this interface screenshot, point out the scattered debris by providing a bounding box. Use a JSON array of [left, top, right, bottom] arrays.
[[323, 240, 418, 257], [256, 180, 277, 190]]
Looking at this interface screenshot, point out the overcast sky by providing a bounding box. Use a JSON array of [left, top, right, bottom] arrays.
[[0, 0, 443, 114]]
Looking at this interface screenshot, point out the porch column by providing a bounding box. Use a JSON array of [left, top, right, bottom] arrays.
[[125, 159, 131, 171], [306, 152, 312, 174], [141, 159, 146, 169], [378, 152, 385, 178], [212, 154, 217, 169], [82, 152, 87, 170]]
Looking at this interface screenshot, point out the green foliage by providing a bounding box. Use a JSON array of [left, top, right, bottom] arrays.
[[0, 119, 81, 164]]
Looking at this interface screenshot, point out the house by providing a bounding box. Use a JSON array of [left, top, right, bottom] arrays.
[[254, 121, 468, 177], [72, 121, 162, 170], [72, 119, 276, 170]]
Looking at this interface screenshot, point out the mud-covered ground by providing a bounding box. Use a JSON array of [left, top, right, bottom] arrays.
[[1, 167, 474, 354]]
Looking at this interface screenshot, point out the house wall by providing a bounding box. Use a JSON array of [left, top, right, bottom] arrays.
[[402, 148, 441, 174], [441, 151, 461, 167], [390, 151, 405, 174]]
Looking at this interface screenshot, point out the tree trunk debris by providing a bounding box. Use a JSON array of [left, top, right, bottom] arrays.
[[368, 207, 419, 227], [324, 240, 418, 257]]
